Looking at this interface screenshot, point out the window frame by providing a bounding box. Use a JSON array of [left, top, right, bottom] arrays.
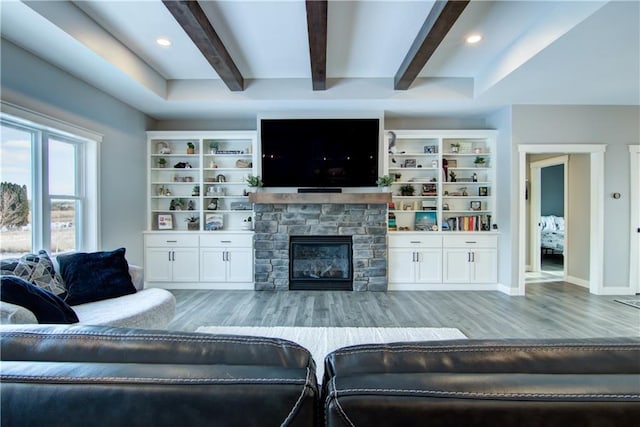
[[0, 102, 101, 256]]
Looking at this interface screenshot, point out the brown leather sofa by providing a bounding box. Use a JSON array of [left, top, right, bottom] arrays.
[[0, 325, 318, 427], [323, 338, 640, 426]]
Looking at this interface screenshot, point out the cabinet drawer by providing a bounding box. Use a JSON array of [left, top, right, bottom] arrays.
[[389, 234, 442, 248], [200, 233, 253, 248], [443, 235, 497, 249], [145, 234, 199, 247]]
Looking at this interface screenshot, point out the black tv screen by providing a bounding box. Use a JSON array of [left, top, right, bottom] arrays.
[[260, 118, 380, 188]]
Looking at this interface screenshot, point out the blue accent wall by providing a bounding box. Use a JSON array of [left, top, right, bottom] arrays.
[[541, 164, 564, 216]]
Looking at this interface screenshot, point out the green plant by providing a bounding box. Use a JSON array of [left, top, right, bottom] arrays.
[[245, 175, 263, 187], [376, 175, 394, 187], [185, 215, 199, 223], [192, 185, 200, 196], [399, 184, 415, 196], [474, 156, 486, 165], [157, 157, 167, 165], [209, 141, 218, 150], [187, 142, 195, 150]]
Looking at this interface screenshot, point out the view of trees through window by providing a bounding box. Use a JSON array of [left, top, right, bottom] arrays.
[[1, 122, 79, 258]]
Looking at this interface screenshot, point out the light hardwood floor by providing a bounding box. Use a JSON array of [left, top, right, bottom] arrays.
[[168, 282, 640, 339]]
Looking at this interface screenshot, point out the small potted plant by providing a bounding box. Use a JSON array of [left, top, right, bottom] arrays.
[[399, 184, 415, 196], [192, 185, 200, 196], [185, 215, 199, 231], [158, 157, 167, 168], [209, 141, 219, 154], [473, 156, 486, 167], [376, 175, 394, 192], [449, 170, 457, 182], [450, 142, 460, 153], [186, 142, 196, 154], [245, 175, 263, 191]]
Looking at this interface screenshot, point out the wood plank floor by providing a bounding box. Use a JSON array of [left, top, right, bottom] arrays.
[[168, 282, 640, 339]]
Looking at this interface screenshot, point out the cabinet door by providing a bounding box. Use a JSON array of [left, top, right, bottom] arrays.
[[226, 248, 254, 282], [443, 249, 471, 283], [145, 248, 173, 282], [200, 248, 228, 282], [470, 249, 497, 283], [388, 248, 417, 283], [415, 249, 443, 283], [171, 247, 200, 282]]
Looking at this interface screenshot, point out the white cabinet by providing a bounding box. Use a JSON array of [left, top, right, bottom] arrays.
[[443, 235, 498, 284], [388, 234, 443, 290], [200, 233, 254, 289], [144, 234, 199, 283]]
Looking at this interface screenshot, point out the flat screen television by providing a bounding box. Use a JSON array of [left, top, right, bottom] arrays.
[[260, 118, 380, 188]]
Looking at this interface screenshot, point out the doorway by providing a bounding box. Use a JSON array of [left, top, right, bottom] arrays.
[[527, 156, 568, 283], [518, 144, 606, 295]]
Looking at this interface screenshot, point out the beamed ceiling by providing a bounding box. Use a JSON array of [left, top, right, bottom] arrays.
[[1, 0, 638, 120]]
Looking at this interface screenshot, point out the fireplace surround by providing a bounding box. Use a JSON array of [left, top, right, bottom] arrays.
[[252, 198, 389, 291], [289, 235, 353, 290]]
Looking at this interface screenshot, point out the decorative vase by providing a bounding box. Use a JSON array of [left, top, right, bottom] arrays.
[[187, 222, 199, 231]]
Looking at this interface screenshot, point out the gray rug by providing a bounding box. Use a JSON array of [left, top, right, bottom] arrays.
[[614, 299, 640, 309], [196, 326, 466, 380]]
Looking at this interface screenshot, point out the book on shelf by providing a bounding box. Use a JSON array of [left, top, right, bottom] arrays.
[[445, 215, 492, 231]]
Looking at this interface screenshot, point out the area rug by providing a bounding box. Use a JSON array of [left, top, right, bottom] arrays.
[[195, 326, 466, 380], [614, 299, 640, 309]]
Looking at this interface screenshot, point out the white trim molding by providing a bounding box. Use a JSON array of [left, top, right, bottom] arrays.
[[518, 144, 606, 295], [630, 145, 640, 294]]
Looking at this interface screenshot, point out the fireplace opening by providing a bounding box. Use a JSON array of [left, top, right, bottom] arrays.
[[289, 235, 353, 290]]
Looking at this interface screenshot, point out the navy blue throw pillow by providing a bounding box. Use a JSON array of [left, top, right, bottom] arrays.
[[57, 248, 136, 306], [1, 275, 79, 324]]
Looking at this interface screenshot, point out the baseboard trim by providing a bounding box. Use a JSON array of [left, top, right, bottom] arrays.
[[388, 283, 500, 291], [566, 275, 589, 289], [146, 282, 254, 290]]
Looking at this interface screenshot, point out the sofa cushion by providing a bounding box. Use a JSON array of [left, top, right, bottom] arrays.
[[58, 248, 136, 306], [0, 276, 78, 324], [0, 250, 66, 296]]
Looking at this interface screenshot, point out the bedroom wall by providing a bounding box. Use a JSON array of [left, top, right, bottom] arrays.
[[541, 164, 564, 216], [0, 39, 152, 265]]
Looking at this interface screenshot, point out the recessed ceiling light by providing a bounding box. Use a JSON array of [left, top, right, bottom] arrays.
[[156, 37, 172, 47], [466, 34, 482, 44]]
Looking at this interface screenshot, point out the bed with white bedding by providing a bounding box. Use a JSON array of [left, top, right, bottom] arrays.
[[540, 215, 564, 254]]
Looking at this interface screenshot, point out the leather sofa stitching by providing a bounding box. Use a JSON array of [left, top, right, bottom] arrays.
[[331, 345, 640, 357], [330, 387, 640, 400], [1, 374, 308, 385], [1, 331, 306, 351], [280, 366, 316, 427], [326, 377, 356, 427]]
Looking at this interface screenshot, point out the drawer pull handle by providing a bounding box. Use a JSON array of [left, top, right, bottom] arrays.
[[410, 241, 421, 244], [220, 240, 232, 243], [166, 240, 177, 243], [465, 241, 477, 244]]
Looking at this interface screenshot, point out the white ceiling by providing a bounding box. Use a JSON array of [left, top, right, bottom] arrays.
[[1, 0, 638, 121]]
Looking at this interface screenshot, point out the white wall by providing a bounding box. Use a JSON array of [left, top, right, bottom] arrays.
[[512, 105, 640, 290], [566, 154, 590, 283], [1, 39, 152, 265]]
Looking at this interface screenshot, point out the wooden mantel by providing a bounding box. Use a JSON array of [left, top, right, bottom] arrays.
[[248, 192, 392, 204]]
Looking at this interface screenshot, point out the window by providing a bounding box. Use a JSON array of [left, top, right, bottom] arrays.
[[0, 107, 99, 258]]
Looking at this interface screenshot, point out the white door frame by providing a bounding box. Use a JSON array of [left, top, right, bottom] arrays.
[[630, 145, 640, 293], [518, 144, 606, 295], [529, 156, 568, 274]]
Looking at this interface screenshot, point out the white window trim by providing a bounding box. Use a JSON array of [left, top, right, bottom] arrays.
[[1, 101, 101, 252]]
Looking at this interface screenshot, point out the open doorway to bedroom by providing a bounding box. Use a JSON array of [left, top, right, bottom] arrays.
[[527, 156, 568, 284]]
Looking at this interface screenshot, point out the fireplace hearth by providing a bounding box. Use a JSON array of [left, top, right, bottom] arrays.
[[289, 235, 353, 290]]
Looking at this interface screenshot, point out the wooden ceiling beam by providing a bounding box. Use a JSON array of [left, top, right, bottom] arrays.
[[163, 0, 244, 91], [305, 0, 328, 91], [394, 0, 470, 90]]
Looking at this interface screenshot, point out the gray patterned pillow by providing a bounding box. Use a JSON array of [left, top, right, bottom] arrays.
[[0, 250, 66, 296]]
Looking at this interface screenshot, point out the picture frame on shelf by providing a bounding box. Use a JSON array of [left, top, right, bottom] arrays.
[[204, 213, 224, 231], [415, 211, 438, 231], [403, 159, 417, 168], [447, 159, 458, 168], [423, 145, 438, 154], [479, 186, 488, 197], [470, 201, 482, 211], [157, 214, 173, 230]]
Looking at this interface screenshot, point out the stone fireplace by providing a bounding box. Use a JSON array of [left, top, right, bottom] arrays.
[[251, 193, 390, 291]]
